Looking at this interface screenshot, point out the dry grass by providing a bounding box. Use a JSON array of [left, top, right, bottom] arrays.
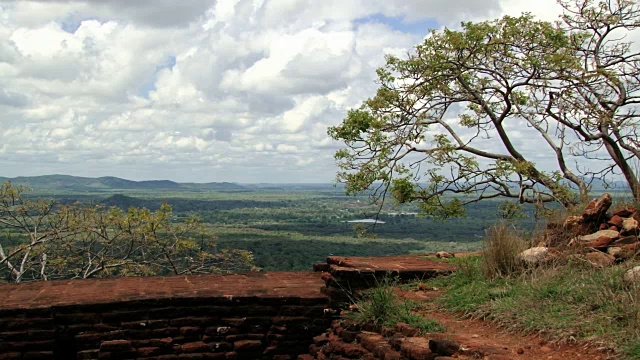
[[429, 254, 640, 358], [482, 222, 529, 279]]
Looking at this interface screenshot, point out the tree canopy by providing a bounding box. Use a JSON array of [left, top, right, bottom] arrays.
[[329, 0, 640, 217], [0, 182, 255, 283]]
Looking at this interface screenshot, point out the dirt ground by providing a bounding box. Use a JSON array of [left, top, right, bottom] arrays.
[[402, 288, 615, 360]]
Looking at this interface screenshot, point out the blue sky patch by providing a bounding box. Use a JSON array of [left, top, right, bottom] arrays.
[[355, 13, 439, 34], [60, 15, 107, 34], [139, 55, 177, 98]]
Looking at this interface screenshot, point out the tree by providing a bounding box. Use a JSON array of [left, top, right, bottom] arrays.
[[0, 182, 255, 283], [328, 0, 640, 218]]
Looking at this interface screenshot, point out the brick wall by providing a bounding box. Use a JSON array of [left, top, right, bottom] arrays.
[[0, 272, 331, 360]]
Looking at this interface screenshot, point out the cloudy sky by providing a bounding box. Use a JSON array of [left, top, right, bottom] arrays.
[[0, 0, 564, 183]]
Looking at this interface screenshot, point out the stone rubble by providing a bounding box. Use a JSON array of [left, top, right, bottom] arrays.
[[524, 193, 639, 269]]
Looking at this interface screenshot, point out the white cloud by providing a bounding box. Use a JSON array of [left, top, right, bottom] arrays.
[[0, 0, 600, 183]]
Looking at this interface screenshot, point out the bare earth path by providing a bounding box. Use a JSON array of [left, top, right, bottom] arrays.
[[404, 288, 613, 360]]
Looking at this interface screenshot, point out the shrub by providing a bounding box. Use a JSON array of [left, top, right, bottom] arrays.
[[482, 222, 528, 279]]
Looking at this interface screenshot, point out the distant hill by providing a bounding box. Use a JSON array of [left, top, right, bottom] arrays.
[[0, 175, 249, 192]]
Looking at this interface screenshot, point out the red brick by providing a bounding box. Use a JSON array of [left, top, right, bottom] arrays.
[[137, 347, 164, 356], [179, 326, 202, 337], [202, 354, 226, 359], [23, 352, 54, 360], [77, 350, 99, 359], [100, 339, 132, 352], [182, 341, 210, 353], [233, 340, 262, 352], [0, 353, 20, 360], [178, 354, 204, 359]]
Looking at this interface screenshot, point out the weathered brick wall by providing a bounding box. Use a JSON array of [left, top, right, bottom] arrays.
[[0, 297, 329, 359], [0, 255, 454, 359], [0, 272, 331, 360]]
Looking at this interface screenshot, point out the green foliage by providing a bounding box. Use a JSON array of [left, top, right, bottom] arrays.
[[346, 276, 444, 333], [0, 182, 255, 283], [497, 202, 527, 219], [329, 0, 640, 218]]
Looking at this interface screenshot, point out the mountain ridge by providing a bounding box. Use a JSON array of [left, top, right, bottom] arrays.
[[0, 174, 248, 192]]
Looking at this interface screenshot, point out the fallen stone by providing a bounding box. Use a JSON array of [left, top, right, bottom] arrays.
[[623, 266, 640, 284], [436, 251, 455, 259], [400, 337, 432, 359], [518, 247, 549, 266], [622, 242, 639, 252], [599, 223, 609, 230], [622, 217, 639, 234], [607, 247, 623, 258], [581, 193, 612, 222], [584, 252, 615, 267], [583, 236, 615, 249], [563, 216, 582, 229], [428, 339, 460, 356], [395, 323, 419, 337], [619, 243, 640, 259], [608, 215, 624, 228], [612, 207, 636, 218], [578, 230, 619, 242], [611, 235, 639, 247]]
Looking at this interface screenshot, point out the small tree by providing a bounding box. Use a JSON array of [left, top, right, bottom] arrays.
[[0, 182, 255, 283], [329, 0, 640, 217]]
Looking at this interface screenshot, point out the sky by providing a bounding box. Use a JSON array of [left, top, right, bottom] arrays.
[[0, 0, 568, 183]]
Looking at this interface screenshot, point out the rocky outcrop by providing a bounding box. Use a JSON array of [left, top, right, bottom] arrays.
[[539, 194, 640, 264]]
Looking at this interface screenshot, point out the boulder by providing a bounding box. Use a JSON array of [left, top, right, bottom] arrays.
[[518, 247, 550, 266], [612, 207, 636, 218], [607, 246, 623, 258], [619, 243, 640, 260], [622, 216, 639, 234], [583, 236, 615, 249], [581, 193, 612, 222], [611, 235, 639, 247], [578, 230, 619, 243], [608, 215, 624, 228], [563, 216, 582, 229], [561, 216, 594, 236], [623, 266, 640, 284], [436, 251, 455, 259], [584, 252, 615, 267], [429, 339, 460, 356]]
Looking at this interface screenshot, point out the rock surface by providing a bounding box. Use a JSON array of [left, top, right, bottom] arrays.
[[584, 252, 615, 267], [581, 193, 612, 221], [578, 230, 620, 243], [518, 247, 550, 265], [623, 266, 640, 284]]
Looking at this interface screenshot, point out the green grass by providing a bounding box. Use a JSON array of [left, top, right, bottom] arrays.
[[346, 277, 445, 334], [426, 256, 640, 359]]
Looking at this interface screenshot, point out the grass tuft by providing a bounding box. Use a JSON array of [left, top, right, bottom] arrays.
[[482, 222, 528, 279], [346, 276, 444, 334]]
